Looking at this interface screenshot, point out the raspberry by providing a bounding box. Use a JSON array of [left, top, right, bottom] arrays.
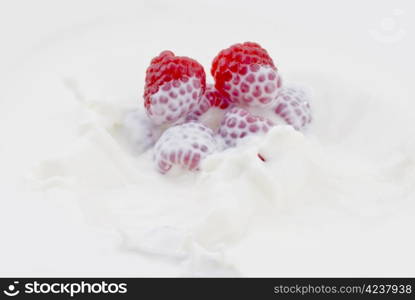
[[144, 51, 206, 125], [217, 107, 274, 147], [185, 84, 230, 122], [153, 122, 217, 173], [271, 86, 312, 130], [204, 84, 231, 109], [211, 42, 282, 107], [123, 110, 164, 153], [185, 88, 212, 122]]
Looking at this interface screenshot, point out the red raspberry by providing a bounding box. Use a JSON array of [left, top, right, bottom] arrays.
[[185, 84, 230, 122], [144, 51, 206, 125], [204, 84, 231, 109], [271, 86, 312, 130], [153, 122, 217, 174], [211, 42, 282, 107], [218, 107, 274, 147]]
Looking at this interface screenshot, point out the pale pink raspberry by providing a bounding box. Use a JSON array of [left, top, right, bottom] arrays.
[[217, 107, 274, 147], [271, 86, 312, 130], [153, 122, 217, 173]]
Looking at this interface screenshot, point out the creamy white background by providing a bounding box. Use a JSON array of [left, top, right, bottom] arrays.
[[0, 0, 414, 276]]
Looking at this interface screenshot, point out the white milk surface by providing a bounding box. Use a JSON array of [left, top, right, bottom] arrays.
[[0, 0, 414, 276]]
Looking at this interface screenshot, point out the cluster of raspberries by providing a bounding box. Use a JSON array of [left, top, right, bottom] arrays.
[[142, 42, 312, 174]]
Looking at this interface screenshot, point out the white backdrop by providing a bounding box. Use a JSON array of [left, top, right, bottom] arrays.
[[0, 0, 414, 277]]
